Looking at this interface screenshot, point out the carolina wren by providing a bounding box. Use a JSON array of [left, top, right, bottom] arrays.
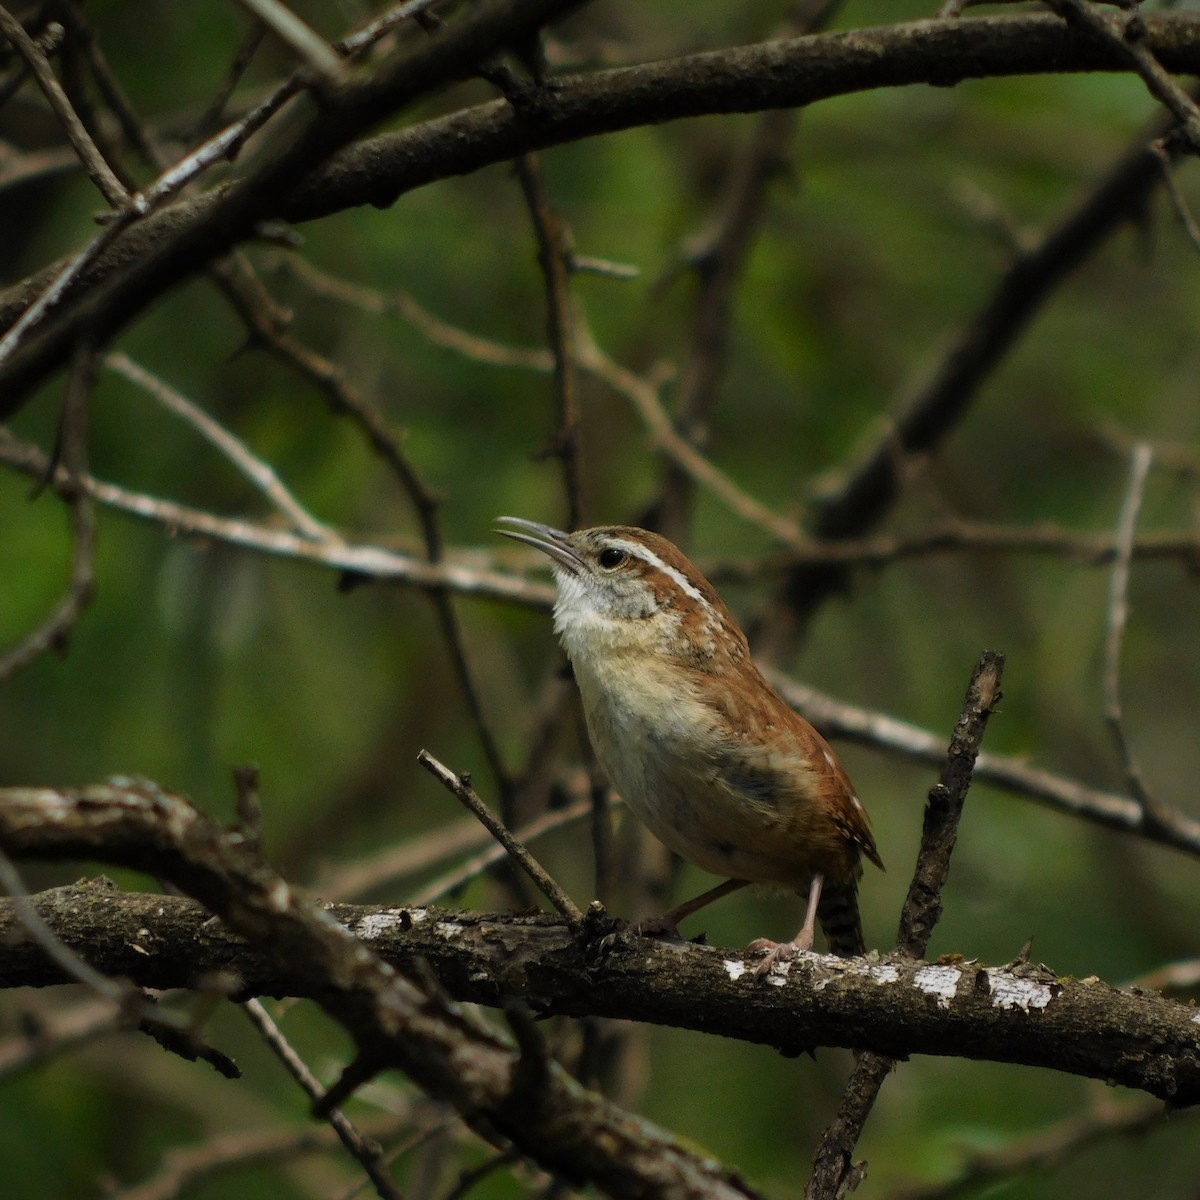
[[496, 518, 882, 971]]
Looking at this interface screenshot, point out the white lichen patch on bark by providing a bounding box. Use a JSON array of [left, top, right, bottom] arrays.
[[723, 959, 748, 981], [913, 964, 962, 1009], [355, 909, 419, 940], [867, 963, 900, 985], [986, 970, 1057, 1011]]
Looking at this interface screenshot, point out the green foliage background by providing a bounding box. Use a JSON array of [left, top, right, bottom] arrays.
[[2, 2, 1199, 1197]]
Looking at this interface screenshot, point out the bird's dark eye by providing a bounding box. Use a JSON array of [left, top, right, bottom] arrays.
[[598, 547, 627, 569]]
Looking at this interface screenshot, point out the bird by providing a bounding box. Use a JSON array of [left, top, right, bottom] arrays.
[[495, 517, 882, 972]]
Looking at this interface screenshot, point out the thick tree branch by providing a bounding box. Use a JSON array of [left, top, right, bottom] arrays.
[[1, 878, 1198, 1107], [0, 783, 764, 1200], [5, 13, 1200, 409], [0, 0, 589, 407]]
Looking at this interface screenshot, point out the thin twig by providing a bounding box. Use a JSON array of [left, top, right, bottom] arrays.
[[409, 796, 594, 905], [655, 98, 796, 538], [897, 652, 1005, 956], [0, 345, 97, 680], [0, 844, 141, 1017], [0, 212, 135, 363], [105, 352, 338, 543], [112, 1120, 394, 1200], [767, 668, 1200, 862], [1150, 137, 1200, 255], [0, 427, 554, 607], [574, 315, 811, 549], [1123, 958, 1200, 994], [0, 997, 124, 1082], [233, 0, 344, 84], [341, 0, 445, 57], [243, 998, 404, 1200], [320, 796, 592, 902], [189, 23, 269, 140], [220, 270, 517, 814], [775, 96, 1189, 632], [514, 152, 587, 529], [805, 652, 1005, 1200], [1046, 0, 1200, 152], [417, 749, 583, 922], [0, 4, 126, 206], [274, 254, 553, 370], [1103, 442, 1164, 828], [890, 1096, 1182, 1200]]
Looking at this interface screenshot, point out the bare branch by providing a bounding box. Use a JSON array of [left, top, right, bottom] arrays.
[[417, 750, 583, 922], [891, 1096, 1184, 1200], [0, 429, 554, 607], [0, 845, 139, 1017], [320, 796, 592, 904], [233, 0, 344, 85], [1103, 443, 1165, 827], [0, 346, 97, 680], [112, 1120, 400, 1200], [243, 999, 403, 1200], [776, 90, 1189, 629], [0, 782, 769, 1200], [1046, 0, 1200, 151], [0, 5, 126, 206], [575, 316, 811, 548], [806, 652, 1005, 1199], [768, 669, 1200, 862], [276, 253, 552, 370], [515, 153, 587, 529], [2, 876, 1198, 1108], [9, 13, 1200, 408], [105, 352, 339, 543]]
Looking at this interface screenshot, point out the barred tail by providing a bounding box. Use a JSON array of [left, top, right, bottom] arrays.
[[817, 879, 865, 957]]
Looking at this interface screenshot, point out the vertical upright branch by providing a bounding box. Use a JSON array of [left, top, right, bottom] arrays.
[[1103, 443, 1165, 830], [806, 651, 1005, 1200], [898, 649, 1005, 957], [655, 105, 795, 541], [515, 152, 586, 531]]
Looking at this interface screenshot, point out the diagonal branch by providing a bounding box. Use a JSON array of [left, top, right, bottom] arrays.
[[7, 14, 1200, 410], [0, 4, 126, 206], [0, 347, 98, 680], [776, 98, 1191, 630], [0, 782, 766, 1200]]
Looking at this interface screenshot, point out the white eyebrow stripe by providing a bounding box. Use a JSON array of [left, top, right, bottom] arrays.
[[619, 540, 712, 610]]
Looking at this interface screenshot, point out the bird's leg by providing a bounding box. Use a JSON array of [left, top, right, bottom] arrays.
[[749, 873, 824, 976], [633, 878, 749, 938]]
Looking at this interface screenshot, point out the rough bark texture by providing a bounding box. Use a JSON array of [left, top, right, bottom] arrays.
[[2, 880, 1197, 1106]]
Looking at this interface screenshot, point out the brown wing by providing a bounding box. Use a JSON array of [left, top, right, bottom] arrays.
[[698, 661, 884, 875], [798, 713, 884, 871]]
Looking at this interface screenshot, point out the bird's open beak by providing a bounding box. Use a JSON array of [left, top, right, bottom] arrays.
[[494, 516, 584, 575]]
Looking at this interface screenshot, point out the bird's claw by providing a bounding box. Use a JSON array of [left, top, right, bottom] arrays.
[[749, 931, 813, 978]]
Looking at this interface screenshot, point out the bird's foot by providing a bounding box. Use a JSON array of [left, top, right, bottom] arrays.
[[749, 929, 813, 978]]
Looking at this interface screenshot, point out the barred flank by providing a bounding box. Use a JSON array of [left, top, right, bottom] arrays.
[[817, 880, 865, 957]]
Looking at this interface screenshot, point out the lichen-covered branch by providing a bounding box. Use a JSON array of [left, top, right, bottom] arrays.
[[2, 875, 1198, 1107], [0, 783, 764, 1200]]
